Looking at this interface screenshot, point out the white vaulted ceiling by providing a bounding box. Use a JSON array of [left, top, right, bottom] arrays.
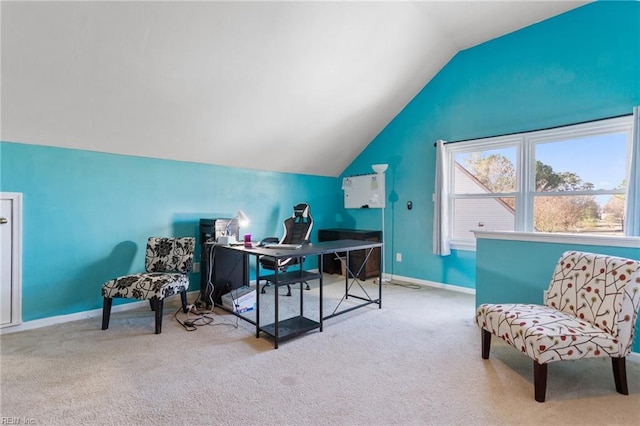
[[1, 1, 588, 176]]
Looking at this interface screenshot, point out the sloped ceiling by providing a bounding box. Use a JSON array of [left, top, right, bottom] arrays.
[[1, 1, 588, 177]]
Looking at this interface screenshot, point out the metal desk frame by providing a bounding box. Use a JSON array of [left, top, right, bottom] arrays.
[[218, 239, 383, 348]]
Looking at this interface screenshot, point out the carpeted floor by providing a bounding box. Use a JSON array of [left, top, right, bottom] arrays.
[[1, 275, 639, 425]]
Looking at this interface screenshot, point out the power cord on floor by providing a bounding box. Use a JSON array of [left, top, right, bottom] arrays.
[[374, 277, 421, 290], [173, 300, 239, 331], [388, 280, 421, 290], [173, 304, 212, 331], [173, 256, 240, 330]]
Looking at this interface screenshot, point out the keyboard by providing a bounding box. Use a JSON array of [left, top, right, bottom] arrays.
[[263, 243, 303, 250]]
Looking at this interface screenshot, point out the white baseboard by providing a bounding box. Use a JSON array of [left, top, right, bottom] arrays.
[[383, 273, 476, 295], [0, 291, 201, 335]]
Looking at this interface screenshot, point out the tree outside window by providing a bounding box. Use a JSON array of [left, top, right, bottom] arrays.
[[447, 115, 633, 246]]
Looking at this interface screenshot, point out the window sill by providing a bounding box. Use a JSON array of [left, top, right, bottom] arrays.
[[472, 230, 640, 249]]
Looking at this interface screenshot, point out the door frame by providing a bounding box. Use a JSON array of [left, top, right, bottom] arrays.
[[1, 192, 23, 328]]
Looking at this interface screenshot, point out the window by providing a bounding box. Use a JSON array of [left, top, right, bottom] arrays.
[[444, 115, 636, 249]]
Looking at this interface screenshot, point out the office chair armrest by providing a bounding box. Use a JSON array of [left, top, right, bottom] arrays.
[[258, 237, 280, 247]]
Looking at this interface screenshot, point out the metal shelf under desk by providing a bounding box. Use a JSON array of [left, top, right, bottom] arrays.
[[258, 269, 323, 348], [257, 270, 321, 286], [259, 316, 320, 341]]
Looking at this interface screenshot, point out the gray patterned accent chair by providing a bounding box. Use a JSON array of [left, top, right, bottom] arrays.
[[476, 251, 640, 402], [102, 237, 195, 334]]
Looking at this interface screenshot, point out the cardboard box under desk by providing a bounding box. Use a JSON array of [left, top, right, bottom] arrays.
[[221, 286, 256, 313]]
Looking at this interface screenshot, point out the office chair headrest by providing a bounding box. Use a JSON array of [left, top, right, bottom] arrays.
[[292, 203, 310, 219]]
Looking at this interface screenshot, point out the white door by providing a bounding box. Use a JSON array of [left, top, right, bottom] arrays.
[[1, 193, 22, 327]]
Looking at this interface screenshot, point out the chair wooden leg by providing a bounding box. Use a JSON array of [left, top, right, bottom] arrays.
[[181, 291, 189, 313], [149, 300, 155, 311], [102, 297, 113, 330], [481, 329, 491, 359], [153, 299, 164, 334], [533, 361, 548, 402], [612, 357, 628, 395]]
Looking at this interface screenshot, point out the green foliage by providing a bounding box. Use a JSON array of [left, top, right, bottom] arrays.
[[463, 154, 516, 193], [461, 153, 601, 233], [536, 160, 593, 191]]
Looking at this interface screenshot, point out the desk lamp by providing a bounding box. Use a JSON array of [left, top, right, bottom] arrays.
[[236, 210, 249, 229], [218, 210, 250, 245]]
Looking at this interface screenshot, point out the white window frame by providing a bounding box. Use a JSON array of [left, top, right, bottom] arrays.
[[445, 115, 635, 250]]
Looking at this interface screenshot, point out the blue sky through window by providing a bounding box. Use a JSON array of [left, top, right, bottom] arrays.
[[535, 133, 628, 191]]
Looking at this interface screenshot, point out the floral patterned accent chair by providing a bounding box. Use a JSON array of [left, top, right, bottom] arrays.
[[475, 251, 640, 402], [102, 237, 195, 334]]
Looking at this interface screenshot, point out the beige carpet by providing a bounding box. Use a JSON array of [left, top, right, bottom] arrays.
[[1, 276, 639, 425]]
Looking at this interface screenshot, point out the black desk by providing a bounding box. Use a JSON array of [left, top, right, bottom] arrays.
[[218, 239, 383, 348]]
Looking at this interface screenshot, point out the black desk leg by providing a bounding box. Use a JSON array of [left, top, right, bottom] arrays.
[[378, 256, 382, 309], [255, 254, 260, 338], [345, 251, 350, 299], [298, 262, 304, 315], [378, 248, 382, 308], [274, 268, 279, 349], [319, 254, 323, 332]]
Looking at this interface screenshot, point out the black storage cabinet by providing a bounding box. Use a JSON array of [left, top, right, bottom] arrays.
[[317, 228, 382, 280]]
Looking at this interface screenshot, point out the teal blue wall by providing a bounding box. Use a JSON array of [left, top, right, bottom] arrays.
[[342, 1, 640, 289], [3, 2, 640, 325], [475, 238, 640, 352], [0, 142, 338, 321]]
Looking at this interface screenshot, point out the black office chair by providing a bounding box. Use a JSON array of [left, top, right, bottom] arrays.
[[260, 203, 313, 296]]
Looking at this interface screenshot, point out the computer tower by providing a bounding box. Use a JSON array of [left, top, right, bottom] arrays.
[[198, 218, 246, 306]]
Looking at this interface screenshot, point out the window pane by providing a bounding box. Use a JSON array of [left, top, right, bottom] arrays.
[[533, 195, 624, 235], [452, 197, 515, 240], [454, 147, 517, 193], [535, 133, 627, 191]]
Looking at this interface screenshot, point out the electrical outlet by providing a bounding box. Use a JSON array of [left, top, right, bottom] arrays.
[[193, 262, 200, 273], [396, 253, 402, 262]]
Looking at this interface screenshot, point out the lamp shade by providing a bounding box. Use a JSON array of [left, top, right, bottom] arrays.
[[372, 164, 388, 174], [236, 210, 249, 227]]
